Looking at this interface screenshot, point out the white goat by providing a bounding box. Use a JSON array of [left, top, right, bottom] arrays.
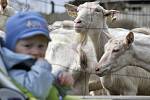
[[46, 20, 97, 95], [65, 1, 150, 95], [96, 32, 150, 95]]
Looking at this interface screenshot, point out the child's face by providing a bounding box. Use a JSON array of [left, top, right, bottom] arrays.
[[15, 35, 49, 58]]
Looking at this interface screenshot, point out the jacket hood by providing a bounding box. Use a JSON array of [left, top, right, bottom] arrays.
[[0, 47, 33, 70]]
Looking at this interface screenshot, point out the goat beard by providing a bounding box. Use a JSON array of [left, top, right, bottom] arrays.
[[80, 48, 88, 70]]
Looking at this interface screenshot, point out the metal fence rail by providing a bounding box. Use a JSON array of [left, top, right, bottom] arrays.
[[78, 96, 150, 100]]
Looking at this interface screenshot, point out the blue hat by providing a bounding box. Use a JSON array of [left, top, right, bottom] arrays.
[[5, 11, 50, 51]]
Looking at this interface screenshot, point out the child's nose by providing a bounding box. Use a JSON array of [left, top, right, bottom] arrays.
[[30, 48, 43, 58]]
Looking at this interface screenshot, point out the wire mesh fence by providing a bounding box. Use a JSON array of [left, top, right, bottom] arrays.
[[7, 0, 150, 27], [2, 0, 150, 99], [5, 0, 150, 71]]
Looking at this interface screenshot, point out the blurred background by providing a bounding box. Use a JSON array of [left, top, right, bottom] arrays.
[[9, 0, 150, 29]]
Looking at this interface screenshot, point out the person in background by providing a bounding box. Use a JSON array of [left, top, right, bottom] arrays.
[[1, 11, 76, 100], [0, 0, 16, 30]]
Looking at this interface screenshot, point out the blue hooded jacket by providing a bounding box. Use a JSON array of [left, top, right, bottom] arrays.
[[0, 47, 54, 99]]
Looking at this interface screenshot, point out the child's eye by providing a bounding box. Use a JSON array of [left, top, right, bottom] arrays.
[[38, 44, 47, 49], [24, 44, 32, 48]]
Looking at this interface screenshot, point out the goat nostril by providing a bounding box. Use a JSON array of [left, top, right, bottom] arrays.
[[95, 67, 100, 71], [78, 20, 81, 23], [75, 20, 81, 23]]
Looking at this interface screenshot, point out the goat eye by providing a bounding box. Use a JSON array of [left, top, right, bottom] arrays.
[[95, 8, 100, 12], [112, 49, 119, 52]]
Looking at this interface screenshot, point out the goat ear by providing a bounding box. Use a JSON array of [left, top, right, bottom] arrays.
[[104, 10, 119, 22], [64, 4, 77, 17], [125, 32, 134, 46], [104, 10, 119, 16]]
